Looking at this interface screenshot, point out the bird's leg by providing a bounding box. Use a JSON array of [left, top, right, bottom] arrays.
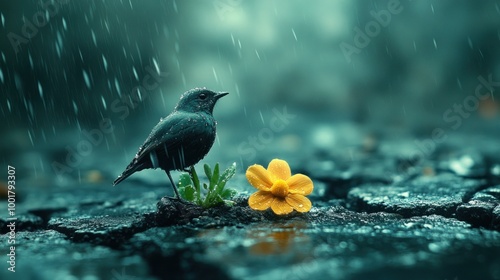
[[165, 170, 182, 200]]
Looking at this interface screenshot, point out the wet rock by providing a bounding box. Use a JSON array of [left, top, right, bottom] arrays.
[[441, 151, 488, 178], [456, 201, 497, 227], [493, 206, 500, 231], [4, 151, 500, 280], [155, 197, 203, 225], [457, 185, 500, 228], [127, 205, 500, 280], [126, 227, 233, 280], [0, 213, 45, 233], [347, 174, 485, 218], [305, 156, 395, 199], [0, 230, 155, 280], [491, 164, 500, 177], [46, 183, 163, 247], [48, 210, 156, 247], [155, 196, 298, 227]]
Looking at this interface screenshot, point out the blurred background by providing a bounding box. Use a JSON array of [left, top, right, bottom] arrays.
[[1, 0, 499, 188]]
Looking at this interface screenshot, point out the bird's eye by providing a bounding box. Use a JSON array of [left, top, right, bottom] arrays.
[[199, 93, 207, 100]]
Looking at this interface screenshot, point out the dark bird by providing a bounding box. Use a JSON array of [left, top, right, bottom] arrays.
[[113, 88, 228, 198]]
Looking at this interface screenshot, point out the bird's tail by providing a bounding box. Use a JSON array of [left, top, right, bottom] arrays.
[[113, 161, 145, 186]]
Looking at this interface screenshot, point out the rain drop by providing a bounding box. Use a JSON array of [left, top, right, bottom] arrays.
[[292, 28, 298, 41], [101, 96, 107, 110], [73, 101, 78, 114], [83, 70, 91, 89], [235, 83, 240, 97], [433, 38, 437, 49], [56, 31, 63, 57], [28, 52, 34, 69], [114, 77, 121, 97], [173, 0, 178, 13], [27, 130, 34, 147], [91, 29, 97, 46], [62, 17, 67, 30], [212, 67, 218, 83], [102, 55, 108, 72], [0, 68, 4, 84], [467, 36, 473, 49], [38, 81, 43, 98], [255, 49, 261, 60], [152, 58, 160, 74], [132, 66, 139, 80]]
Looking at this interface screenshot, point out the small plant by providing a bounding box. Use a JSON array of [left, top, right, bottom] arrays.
[[178, 162, 238, 208]]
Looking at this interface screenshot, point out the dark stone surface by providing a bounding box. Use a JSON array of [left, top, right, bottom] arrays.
[[0, 213, 44, 234], [130, 205, 500, 280], [0, 230, 156, 280], [493, 205, 500, 231], [347, 174, 486, 218], [456, 185, 500, 228], [305, 157, 395, 199], [2, 141, 500, 279]]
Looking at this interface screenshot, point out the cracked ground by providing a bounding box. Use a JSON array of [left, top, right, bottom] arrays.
[[2, 132, 500, 280]]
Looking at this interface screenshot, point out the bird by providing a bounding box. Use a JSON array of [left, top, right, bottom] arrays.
[[113, 88, 228, 198]]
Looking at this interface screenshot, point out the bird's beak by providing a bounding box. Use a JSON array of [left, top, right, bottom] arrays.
[[215, 92, 229, 99]]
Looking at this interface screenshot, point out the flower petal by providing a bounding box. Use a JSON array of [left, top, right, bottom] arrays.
[[286, 174, 313, 195], [248, 191, 274, 210], [271, 198, 294, 215], [246, 164, 273, 191], [285, 194, 312, 213], [267, 159, 291, 181]]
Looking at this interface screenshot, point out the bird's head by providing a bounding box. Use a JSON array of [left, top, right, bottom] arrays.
[[175, 88, 228, 114]]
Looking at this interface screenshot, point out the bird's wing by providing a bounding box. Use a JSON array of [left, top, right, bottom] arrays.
[[133, 111, 205, 164], [135, 113, 189, 161], [114, 111, 211, 186], [113, 112, 186, 185]]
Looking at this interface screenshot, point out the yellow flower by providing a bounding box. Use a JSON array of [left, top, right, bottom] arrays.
[[246, 159, 313, 215]]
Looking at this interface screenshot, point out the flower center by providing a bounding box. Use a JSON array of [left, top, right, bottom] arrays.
[[270, 179, 289, 198]]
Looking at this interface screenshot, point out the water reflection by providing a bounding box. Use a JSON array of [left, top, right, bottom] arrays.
[[248, 221, 310, 256]]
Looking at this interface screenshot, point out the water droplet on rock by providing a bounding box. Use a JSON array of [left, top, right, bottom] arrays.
[[491, 164, 500, 177], [447, 152, 486, 177]]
